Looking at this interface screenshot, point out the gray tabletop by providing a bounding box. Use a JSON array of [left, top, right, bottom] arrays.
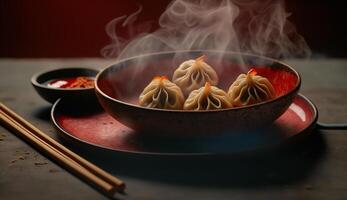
[[0, 58, 347, 200]]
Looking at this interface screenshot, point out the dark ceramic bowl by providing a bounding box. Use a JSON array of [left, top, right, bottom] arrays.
[[31, 68, 99, 103], [95, 50, 301, 136]]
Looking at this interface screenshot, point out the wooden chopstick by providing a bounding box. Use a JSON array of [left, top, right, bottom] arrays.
[[0, 103, 125, 196], [0, 110, 115, 194], [0, 103, 125, 189]]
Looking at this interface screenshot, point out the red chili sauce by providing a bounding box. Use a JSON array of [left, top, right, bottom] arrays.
[[47, 76, 94, 89]]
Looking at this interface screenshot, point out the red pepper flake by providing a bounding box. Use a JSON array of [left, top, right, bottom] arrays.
[[153, 76, 168, 81], [67, 76, 94, 88], [248, 68, 257, 76]]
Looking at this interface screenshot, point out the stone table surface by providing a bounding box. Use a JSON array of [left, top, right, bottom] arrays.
[[0, 58, 347, 200]]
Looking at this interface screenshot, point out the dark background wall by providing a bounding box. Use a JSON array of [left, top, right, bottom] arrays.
[[0, 0, 346, 57]]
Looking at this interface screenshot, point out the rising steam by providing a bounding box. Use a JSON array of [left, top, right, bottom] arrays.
[[101, 0, 311, 60]]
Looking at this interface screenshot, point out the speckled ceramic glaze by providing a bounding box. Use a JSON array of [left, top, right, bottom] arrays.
[[95, 50, 301, 136]]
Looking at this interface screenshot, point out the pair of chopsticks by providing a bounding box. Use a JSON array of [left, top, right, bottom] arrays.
[[0, 103, 125, 197]]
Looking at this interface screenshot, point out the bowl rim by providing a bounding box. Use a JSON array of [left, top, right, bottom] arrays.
[[31, 67, 99, 91], [95, 50, 301, 113]]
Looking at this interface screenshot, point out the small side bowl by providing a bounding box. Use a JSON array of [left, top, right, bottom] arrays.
[[31, 68, 99, 103]]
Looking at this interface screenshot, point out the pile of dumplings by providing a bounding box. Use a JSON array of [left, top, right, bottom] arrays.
[[139, 56, 276, 111]]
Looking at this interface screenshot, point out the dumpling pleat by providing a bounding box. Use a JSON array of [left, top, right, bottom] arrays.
[[139, 78, 184, 109], [173, 59, 219, 96], [228, 72, 275, 106], [184, 84, 232, 110]]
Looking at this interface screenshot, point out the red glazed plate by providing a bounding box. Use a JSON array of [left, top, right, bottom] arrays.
[[51, 94, 317, 156]]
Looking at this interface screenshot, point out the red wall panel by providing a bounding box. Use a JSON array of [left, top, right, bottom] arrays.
[[1, 0, 346, 57], [0, 0, 169, 57]]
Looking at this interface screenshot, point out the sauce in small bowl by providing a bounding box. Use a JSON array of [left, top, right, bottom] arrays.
[[31, 68, 98, 103], [46, 76, 95, 89]]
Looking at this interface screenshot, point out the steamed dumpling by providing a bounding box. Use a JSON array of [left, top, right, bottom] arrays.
[[228, 69, 275, 107], [184, 82, 232, 110], [173, 56, 218, 96], [139, 76, 185, 110]]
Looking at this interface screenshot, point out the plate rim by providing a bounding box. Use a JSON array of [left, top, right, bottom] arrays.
[[50, 93, 318, 156]]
